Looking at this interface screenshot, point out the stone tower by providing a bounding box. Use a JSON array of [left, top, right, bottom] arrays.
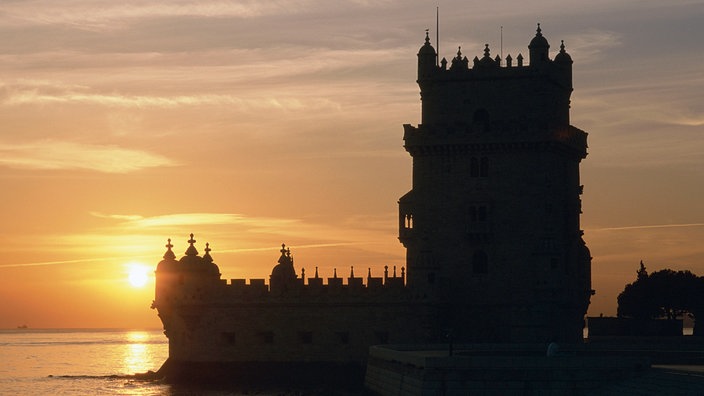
[[399, 25, 592, 343]]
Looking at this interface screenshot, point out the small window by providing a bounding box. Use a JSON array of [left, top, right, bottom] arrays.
[[256, 331, 274, 344], [297, 331, 313, 344], [221, 332, 236, 345], [473, 109, 490, 127], [470, 157, 479, 177], [478, 206, 487, 222], [335, 331, 350, 345], [480, 157, 488, 177], [374, 331, 389, 344], [472, 250, 488, 274]]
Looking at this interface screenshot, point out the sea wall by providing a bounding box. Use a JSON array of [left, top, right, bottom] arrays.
[[364, 344, 650, 395]]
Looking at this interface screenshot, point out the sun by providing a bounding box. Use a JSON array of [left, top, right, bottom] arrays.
[[126, 263, 150, 288]]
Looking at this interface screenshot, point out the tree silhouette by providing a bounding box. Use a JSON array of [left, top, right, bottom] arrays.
[[617, 262, 704, 334]]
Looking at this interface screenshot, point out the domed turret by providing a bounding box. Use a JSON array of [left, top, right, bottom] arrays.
[[554, 40, 572, 64], [271, 244, 296, 280], [202, 242, 221, 276], [528, 23, 550, 65], [179, 233, 205, 271], [156, 238, 178, 272], [418, 30, 437, 79]]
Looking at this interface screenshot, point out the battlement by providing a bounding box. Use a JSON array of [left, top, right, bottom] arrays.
[[154, 237, 407, 304], [417, 24, 573, 129], [225, 265, 405, 289]]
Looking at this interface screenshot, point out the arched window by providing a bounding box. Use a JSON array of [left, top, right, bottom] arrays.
[[470, 157, 479, 177], [472, 250, 489, 274], [480, 157, 488, 177], [473, 109, 490, 128], [478, 206, 487, 222]]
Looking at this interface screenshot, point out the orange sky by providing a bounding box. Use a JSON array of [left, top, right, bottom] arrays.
[[1, 1, 703, 329]]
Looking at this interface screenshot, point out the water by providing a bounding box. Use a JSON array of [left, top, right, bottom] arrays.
[[0, 329, 341, 395], [0, 329, 172, 395]]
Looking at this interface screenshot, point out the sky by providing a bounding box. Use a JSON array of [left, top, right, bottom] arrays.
[[0, 0, 703, 329]]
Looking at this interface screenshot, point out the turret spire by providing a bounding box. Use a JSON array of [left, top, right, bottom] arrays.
[[185, 233, 198, 256], [203, 242, 213, 263], [163, 238, 176, 260]]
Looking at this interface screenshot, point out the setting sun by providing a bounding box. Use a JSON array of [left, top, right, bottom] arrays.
[[126, 263, 150, 288]]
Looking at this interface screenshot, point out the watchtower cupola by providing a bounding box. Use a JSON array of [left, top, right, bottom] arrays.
[[417, 30, 437, 80], [528, 23, 550, 65]]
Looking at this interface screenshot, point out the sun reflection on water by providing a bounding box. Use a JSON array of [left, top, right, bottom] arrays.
[[122, 331, 159, 375]]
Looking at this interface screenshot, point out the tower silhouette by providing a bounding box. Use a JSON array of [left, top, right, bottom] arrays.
[[399, 26, 592, 342]]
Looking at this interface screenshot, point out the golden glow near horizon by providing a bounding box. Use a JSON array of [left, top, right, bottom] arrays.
[[0, 0, 703, 328]]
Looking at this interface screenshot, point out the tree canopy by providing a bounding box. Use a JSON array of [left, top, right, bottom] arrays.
[[617, 262, 704, 334]]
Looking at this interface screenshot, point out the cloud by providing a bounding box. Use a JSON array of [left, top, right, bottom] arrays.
[[0, 79, 344, 112], [0, 1, 301, 30], [562, 30, 621, 63], [588, 223, 704, 232], [91, 212, 299, 229], [0, 140, 178, 173]]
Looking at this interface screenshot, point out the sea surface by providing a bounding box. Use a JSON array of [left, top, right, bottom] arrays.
[[0, 328, 277, 396]]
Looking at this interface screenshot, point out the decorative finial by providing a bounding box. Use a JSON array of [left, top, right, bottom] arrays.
[[484, 44, 490, 58], [301, 267, 305, 279], [393, 265, 397, 277], [315, 266, 319, 279], [368, 268, 372, 279], [560, 40, 566, 53], [185, 233, 198, 256], [163, 238, 176, 260], [280, 243, 286, 255], [425, 29, 430, 44], [536, 23, 542, 36], [203, 242, 213, 263], [350, 266, 355, 278], [456, 46, 462, 58], [333, 268, 338, 278]]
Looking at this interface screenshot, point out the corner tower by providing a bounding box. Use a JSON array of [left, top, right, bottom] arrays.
[[399, 26, 591, 342]]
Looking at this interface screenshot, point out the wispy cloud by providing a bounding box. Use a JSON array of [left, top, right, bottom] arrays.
[[0, 79, 344, 111], [1, 1, 306, 29], [90, 212, 299, 229], [562, 30, 621, 63], [0, 140, 178, 173], [588, 223, 704, 232]]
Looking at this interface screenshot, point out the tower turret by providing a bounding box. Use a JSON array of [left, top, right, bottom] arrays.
[[528, 23, 550, 65], [399, 26, 590, 343], [417, 31, 437, 81]]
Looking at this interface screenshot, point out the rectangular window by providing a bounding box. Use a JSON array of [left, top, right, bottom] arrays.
[[221, 332, 236, 345], [256, 331, 274, 344], [298, 331, 313, 344], [335, 331, 350, 345], [374, 331, 389, 344]]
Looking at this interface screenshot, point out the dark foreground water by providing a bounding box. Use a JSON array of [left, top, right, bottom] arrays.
[[0, 329, 173, 395], [0, 328, 320, 395], [0, 329, 351, 395]]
